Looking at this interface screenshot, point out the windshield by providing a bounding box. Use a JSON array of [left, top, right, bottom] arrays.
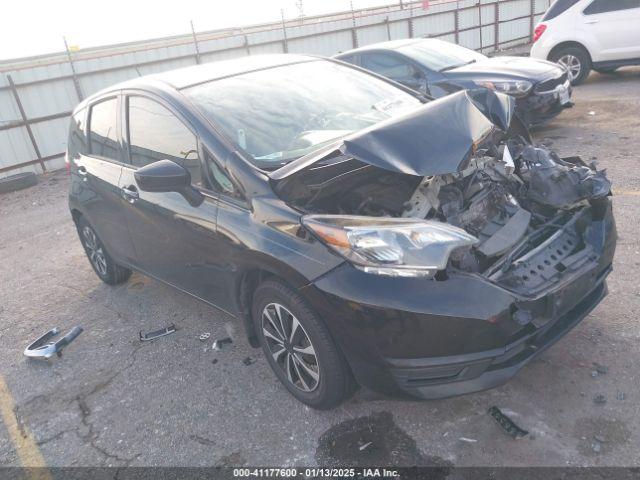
[[183, 60, 422, 169], [399, 39, 487, 72]]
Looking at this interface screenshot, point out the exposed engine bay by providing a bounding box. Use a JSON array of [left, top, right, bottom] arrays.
[[271, 90, 613, 295], [274, 139, 611, 294]]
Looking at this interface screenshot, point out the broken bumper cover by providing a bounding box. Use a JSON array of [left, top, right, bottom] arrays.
[[517, 80, 573, 126], [302, 201, 615, 400]]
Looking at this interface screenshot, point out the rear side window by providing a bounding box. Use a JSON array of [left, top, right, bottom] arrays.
[[67, 108, 87, 159], [542, 0, 580, 20], [127, 96, 202, 186], [361, 53, 418, 82], [88, 98, 120, 161], [584, 0, 640, 14]]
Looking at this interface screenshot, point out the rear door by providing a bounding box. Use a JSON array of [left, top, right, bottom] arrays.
[[118, 93, 230, 308], [580, 0, 640, 61], [73, 95, 136, 264]]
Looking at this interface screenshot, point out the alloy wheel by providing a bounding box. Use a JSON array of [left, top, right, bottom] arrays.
[[557, 54, 581, 82], [82, 226, 108, 276], [261, 303, 320, 392]]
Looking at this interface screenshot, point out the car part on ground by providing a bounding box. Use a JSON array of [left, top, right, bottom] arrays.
[[139, 324, 177, 342], [24, 326, 83, 359], [0, 171, 38, 194], [488, 406, 529, 439]]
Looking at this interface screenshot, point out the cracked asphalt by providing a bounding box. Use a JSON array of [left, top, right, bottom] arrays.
[[0, 66, 639, 469]]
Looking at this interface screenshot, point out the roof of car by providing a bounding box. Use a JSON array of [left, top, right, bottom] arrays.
[[335, 38, 428, 57], [78, 54, 319, 108]]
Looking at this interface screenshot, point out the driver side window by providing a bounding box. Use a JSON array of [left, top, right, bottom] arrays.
[[127, 96, 202, 186], [360, 52, 423, 84]]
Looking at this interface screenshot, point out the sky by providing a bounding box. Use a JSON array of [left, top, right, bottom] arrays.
[[0, 0, 402, 61]]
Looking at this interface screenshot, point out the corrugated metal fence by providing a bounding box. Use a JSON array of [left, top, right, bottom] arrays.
[[0, 0, 552, 178]]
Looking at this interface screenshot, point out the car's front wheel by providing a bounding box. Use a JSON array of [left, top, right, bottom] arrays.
[[76, 217, 132, 285], [252, 279, 355, 409], [550, 46, 591, 85]]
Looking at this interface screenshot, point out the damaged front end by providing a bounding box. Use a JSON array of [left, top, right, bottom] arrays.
[[272, 89, 616, 306]]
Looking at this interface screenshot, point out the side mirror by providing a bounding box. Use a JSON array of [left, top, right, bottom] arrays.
[[134, 159, 204, 207]]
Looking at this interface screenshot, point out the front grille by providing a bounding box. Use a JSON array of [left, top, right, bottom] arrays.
[[535, 71, 568, 93]]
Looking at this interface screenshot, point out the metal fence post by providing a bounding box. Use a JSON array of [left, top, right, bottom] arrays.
[[190, 21, 202, 64], [494, 1, 500, 51], [454, 6, 460, 44], [63, 37, 84, 102], [350, 2, 359, 48], [478, 1, 484, 51], [7, 75, 46, 173], [408, 5, 414, 38], [529, 0, 535, 40], [281, 9, 289, 53], [385, 17, 392, 41]]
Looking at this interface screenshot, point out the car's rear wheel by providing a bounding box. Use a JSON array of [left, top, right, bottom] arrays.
[[252, 279, 355, 409], [550, 46, 591, 85], [77, 217, 132, 285]]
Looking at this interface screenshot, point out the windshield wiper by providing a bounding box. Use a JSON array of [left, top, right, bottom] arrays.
[[440, 59, 476, 73]]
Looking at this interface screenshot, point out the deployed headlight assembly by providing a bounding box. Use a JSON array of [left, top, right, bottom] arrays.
[[302, 215, 478, 277], [476, 80, 532, 97]]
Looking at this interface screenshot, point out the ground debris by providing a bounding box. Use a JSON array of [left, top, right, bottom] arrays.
[[616, 391, 626, 401], [488, 406, 529, 439], [459, 437, 478, 443], [199, 332, 211, 342], [242, 356, 256, 366], [139, 324, 176, 342], [212, 337, 233, 351], [593, 394, 607, 405], [593, 362, 608, 375]]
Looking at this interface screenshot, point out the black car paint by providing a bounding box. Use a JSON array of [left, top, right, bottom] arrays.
[[335, 43, 572, 127], [68, 55, 615, 400]]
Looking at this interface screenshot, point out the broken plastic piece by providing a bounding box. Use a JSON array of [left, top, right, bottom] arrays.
[[199, 332, 211, 341], [459, 437, 478, 443], [488, 406, 529, 439], [212, 337, 233, 351], [24, 326, 83, 359], [139, 324, 176, 342]]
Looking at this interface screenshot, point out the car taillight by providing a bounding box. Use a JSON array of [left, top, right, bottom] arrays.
[[65, 153, 71, 175], [533, 24, 547, 42]]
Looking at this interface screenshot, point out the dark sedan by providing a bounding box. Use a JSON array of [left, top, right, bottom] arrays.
[[335, 38, 573, 127], [67, 54, 614, 409]]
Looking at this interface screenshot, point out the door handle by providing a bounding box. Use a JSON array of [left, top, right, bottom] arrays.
[[585, 19, 599, 24], [121, 185, 139, 203]]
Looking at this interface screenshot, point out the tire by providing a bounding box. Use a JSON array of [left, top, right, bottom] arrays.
[[594, 67, 618, 74], [76, 217, 132, 285], [252, 279, 355, 409], [550, 46, 591, 86], [0, 172, 37, 194]]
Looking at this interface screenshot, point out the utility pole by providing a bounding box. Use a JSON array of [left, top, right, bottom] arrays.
[[295, 0, 304, 22]]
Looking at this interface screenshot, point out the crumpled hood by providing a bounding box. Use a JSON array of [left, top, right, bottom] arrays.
[[271, 89, 514, 179]]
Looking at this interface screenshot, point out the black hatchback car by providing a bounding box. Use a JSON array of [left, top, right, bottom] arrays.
[[68, 54, 615, 409], [335, 38, 573, 127]]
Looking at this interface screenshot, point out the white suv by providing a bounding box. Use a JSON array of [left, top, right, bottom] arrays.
[[531, 0, 640, 85]]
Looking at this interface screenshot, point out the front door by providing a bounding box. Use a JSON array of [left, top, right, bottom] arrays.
[[118, 94, 233, 310]]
